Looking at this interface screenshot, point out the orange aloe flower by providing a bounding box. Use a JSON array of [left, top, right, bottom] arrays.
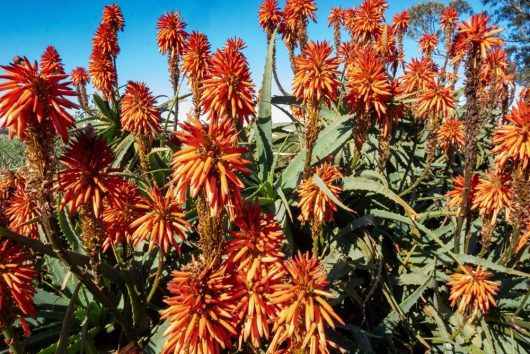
[[350, 0, 386, 42], [438, 117, 464, 154], [130, 186, 189, 253], [170, 116, 250, 220], [0, 57, 77, 142], [328, 7, 344, 27], [101, 3, 124, 31], [0, 240, 37, 325], [92, 23, 120, 57], [298, 160, 343, 225], [258, 0, 283, 35], [5, 187, 40, 240], [40, 45, 65, 74], [392, 10, 410, 33], [491, 99, 530, 169], [283, 0, 317, 33], [201, 40, 256, 125], [70, 67, 89, 86], [120, 81, 161, 139], [441, 8, 458, 32], [57, 127, 124, 218], [182, 31, 211, 86], [417, 79, 456, 118], [88, 50, 117, 100], [516, 217, 530, 253], [480, 48, 509, 84], [448, 265, 499, 316], [456, 13, 503, 60], [157, 10, 188, 56], [102, 181, 142, 251], [471, 169, 512, 220], [346, 47, 392, 117], [400, 57, 437, 94], [418, 33, 438, 57], [160, 260, 238, 354], [268, 252, 345, 354], [446, 174, 479, 210], [293, 41, 341, 108]]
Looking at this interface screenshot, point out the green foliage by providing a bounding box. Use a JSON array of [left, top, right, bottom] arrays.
[[0, 134, 26, 169]]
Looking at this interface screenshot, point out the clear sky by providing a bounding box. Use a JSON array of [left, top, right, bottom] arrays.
[[0, 0, 485, 120]]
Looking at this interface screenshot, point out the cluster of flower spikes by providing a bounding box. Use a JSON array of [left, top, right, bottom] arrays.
[[161, 201, 345, 354], [89, 3, 124, 100]]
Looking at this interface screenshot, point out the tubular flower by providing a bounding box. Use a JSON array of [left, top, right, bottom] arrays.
[[160, 260, 238, 354], [88, 51, 117, 100], [417, 80, 456, 118], [298, 160, 343, 225], [516, 217, 530, 253], [225, 202, 285, 269], [170, 116, 250, 220], [392, 11, 410, 33], [258, 0, 283, 35], [201, 42, 256, 125], [328, 7, 344, 28], [0, 240, 37, 327], [283, 0, 317, 41], [70, 67, 89, 86], [471, 169, 512, 220], [157, 10, 188, 56], [456, 13, 503, 60], [491, 100, 530, 169], [418, 33, 438, 58], [268, 252, 345, 354], [447, 174, 479, 210], [480, 48, 509, 84], [400, 57, 437, 94], [441, 8, 458, 32], [130, 186, 189, 253], [293, 41, 341, 108], [57, 126, 124, 218], [101, 4, 124, 31], [120, 81, 161, 139], [448, 265, 499, 316], [0, 57, 77, 142], [182, 31, 211, 86], [102, 181, 142, 251], [346, 47, 392, 117], [5, 187, 40, 240], [349, 0, 386, 41], [92, 23, 120, 57], [40, 45, 65, 74], [438, 117, 464, 154]]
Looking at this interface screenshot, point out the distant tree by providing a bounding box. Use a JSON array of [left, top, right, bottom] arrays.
[[482, 0, 530, 84]]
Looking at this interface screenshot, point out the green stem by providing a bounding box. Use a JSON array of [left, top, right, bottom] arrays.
[[2, 326, 23, 354], [398, 131, 419, 192], [146, 248, 164, 304], [500, 225, 522, 266], [399, 159, 432, 198]]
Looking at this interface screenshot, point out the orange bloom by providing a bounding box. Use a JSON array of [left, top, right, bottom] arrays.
[[101, 3, 124, 31], [448, 265, 499, 315], [456, 13, 503, 60], [0, 240, 37, 323], [88, 50, 117, 100], [170, 116, 250, 220], [0, 57, 77, 142], [480, 48, 509, 84], [446, 174, 479, 210], [268, 252, 344, 354], [328, 7, 344, 27], [471, 169, 512, 220], [57, 127, 124, 218], [160, 261, 238, 354], [258, 0, 283, 35], [102, 181, 142, 251], [283, 0, 317, 33], [349, 0, 386, 41], [120, 81, 161, 138], [130, 186, 189, 253], [417, 79, 455, 118], [441, 8, 459, 32], [157, 10, 188, 56], [418, 33, 438, 57], [182, 31, 211, 85], [491, 99, 530, 169], [40, 45, 65, 74], [293, 41, 341, 108], [346, 47, 392, 117], [516, 217, 530, 253], [392, 10, 410, 33], [5, 187, 40, 240], [201, 41, 255, 125], [298, 160, 343, 224], [400, 57, 437, 94], [70, 67, 90, 86], [92, 23, 120, 57], [225, 202, 285, 269], [438, 117, 464, 154]]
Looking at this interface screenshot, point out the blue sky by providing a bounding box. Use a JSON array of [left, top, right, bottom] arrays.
[[0, 0, 485, 120]]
